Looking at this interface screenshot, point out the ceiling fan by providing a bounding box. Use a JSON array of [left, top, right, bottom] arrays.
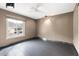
[[30, 3, 44, 12], [30, 3, 48, 18]]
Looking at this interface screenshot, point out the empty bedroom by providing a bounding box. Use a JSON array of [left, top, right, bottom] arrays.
[[0, 3, 79, 56]]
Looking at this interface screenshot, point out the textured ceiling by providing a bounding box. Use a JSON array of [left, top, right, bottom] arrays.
[[0, 3, 76, 19]]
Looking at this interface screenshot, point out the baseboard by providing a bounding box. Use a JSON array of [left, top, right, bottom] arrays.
[[39, 37, 73, 45], [73, 45, 79, 56]]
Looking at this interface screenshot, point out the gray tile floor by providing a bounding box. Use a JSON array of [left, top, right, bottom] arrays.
[[0, 39, 78, 56]]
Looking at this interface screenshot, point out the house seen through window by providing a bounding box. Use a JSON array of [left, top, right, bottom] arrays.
[[6, 18, 25, 39]]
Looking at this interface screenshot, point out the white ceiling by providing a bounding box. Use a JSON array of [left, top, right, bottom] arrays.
[[0, 3, 76, 19]]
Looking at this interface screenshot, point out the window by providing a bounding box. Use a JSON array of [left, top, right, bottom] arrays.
[[6, 18, 25, 39]]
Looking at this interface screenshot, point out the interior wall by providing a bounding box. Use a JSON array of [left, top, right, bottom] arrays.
[[37, 12, 73, 43], [0, 9, 36, 47], [73, 4, 79, 54]]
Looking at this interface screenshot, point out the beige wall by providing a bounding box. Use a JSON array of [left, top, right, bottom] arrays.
[[37, 12, 73, 43], [0, 6, 78, 54], [73, 4, 79, 54], [0, 9, 36, 47]]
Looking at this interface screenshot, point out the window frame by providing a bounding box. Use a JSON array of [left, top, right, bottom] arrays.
[[6, 17, 25, 39]]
